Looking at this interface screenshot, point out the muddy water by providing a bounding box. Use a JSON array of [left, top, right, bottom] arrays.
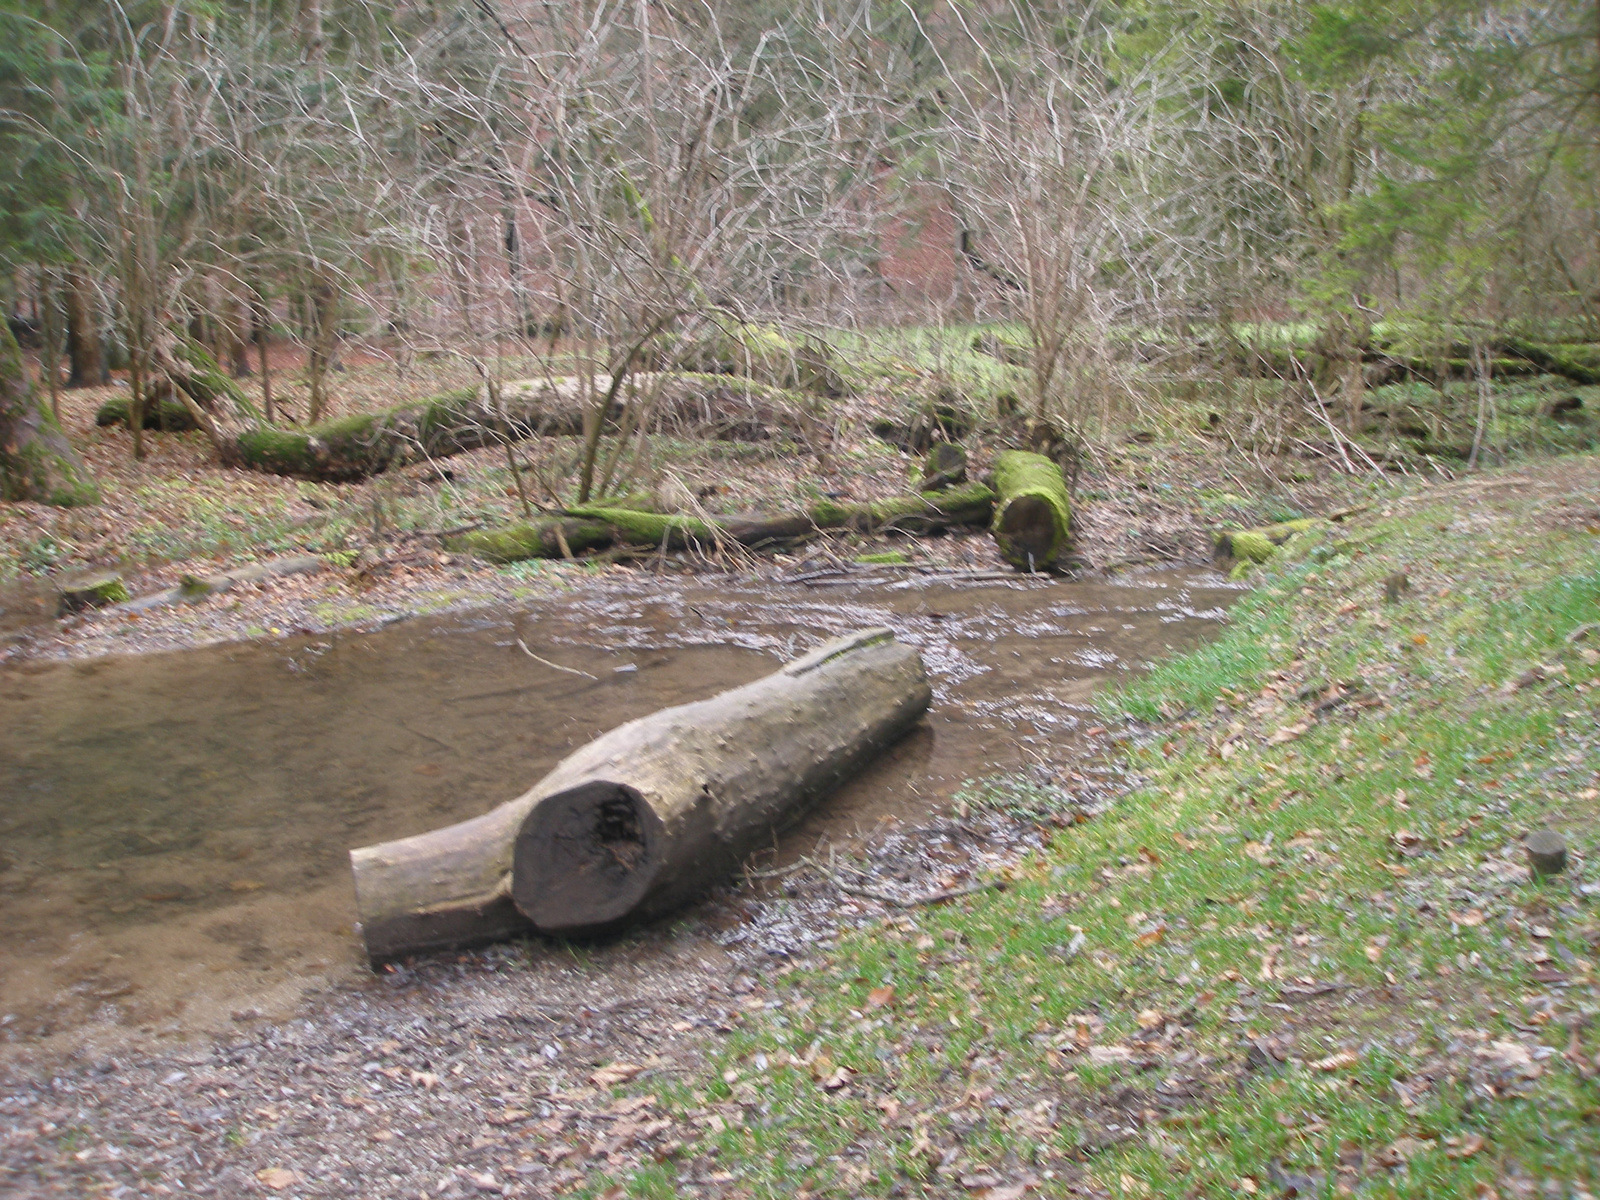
[[0, 568, 1236, 1058]]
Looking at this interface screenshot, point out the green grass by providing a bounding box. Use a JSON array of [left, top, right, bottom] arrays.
[[581, 455, 1600, 1198]]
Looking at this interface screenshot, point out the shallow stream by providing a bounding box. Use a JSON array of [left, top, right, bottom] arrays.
[[0, 567, 1236, 1058]]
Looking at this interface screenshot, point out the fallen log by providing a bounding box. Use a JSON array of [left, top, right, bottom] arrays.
[[349, 627, 931, 960], [227, 373, 819, 483], [990, 450, 1072, 571], [1213, 518, 1322, 576], [449, 481, 997, 563]]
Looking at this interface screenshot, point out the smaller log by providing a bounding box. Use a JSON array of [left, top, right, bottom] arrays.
[[811, 480, 995, 534], [1213, 519, 1321, 573], [454, 518, 615, 564], [95, 395, 200, 432], [990, 450, 1072, 571], [450, 483, 997, 565]]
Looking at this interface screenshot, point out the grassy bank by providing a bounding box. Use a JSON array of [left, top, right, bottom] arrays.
[[596, 455, 1600, 1198]]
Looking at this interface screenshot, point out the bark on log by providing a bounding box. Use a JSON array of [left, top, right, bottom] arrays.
[[349, 627, 931, 961], [990, 450, 1072, 571]]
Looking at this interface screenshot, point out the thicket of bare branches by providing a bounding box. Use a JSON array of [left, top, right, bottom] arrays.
[[0, 0, 1594, 501]]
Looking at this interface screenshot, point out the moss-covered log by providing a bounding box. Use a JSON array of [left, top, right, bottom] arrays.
[[1499, 338, 1600, 386], [0, 320, 98, 506], [451, 483, 996, 565], [225, 372, 820, 483], [990, 450, 1071, 571], [453, 518, 617, 564], [95, 395, 200, 432], [810, 480, 995, 534], [349, 627, 929, 957], [1214, 518, 1322, 576]]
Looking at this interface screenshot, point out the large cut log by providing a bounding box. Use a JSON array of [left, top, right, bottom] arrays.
[[990, 450, 1072, 571], [349, 627, 931, 961]]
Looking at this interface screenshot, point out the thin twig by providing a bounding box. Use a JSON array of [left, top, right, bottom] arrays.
[[516, 638, 598, 679], [832, 875, 1005, 908]]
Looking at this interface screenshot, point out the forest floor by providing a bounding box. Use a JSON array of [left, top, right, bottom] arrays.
[[3, 347, 1600, 1197]]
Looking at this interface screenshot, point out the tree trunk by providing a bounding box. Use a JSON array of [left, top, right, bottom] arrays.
[[989, 450, 1072, 571], [306, 278, 339, 423], [349, 628, 931, 961], [0, 319, 98, 506], [64, 270, 107, 388]]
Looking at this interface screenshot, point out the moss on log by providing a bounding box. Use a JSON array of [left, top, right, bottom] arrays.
[[231, 387, 490, 480], [566, 506, 717, 547], [57, 570, 128, 613], [451, 484, 996, 566], [95, 395, 200, 431], [1214, 518, 1322, 576], [809, 481, 995, 533], [451, 519, 614, 564], [1500, 338, 1600, 386], [228, 372, 821, 483], [990, 450, 1072, 571]]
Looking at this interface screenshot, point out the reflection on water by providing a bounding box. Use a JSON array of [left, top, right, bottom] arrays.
[[0, 567, 1236, 1057]]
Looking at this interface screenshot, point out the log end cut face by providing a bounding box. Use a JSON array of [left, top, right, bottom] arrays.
[[996, 494, 1066, 567], [513, 780, 665, 936]]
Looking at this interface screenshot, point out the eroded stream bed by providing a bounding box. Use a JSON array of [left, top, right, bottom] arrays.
[[0, 567, 1236, 1060]]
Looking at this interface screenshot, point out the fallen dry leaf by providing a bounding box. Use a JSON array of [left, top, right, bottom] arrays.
[[866, 985, 896, 1009], [1311, 1050, 1359, 1071], [1135, 1008, 1164, 1030], [1447, 1133, 1485, 1159], [591, 1062, 645, 1088], [1268, 722, 1310, 745], [256, 1167, 302, 1189], [1450, 909, 1486, 927], [1087, 1045, 1133, 1066]]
